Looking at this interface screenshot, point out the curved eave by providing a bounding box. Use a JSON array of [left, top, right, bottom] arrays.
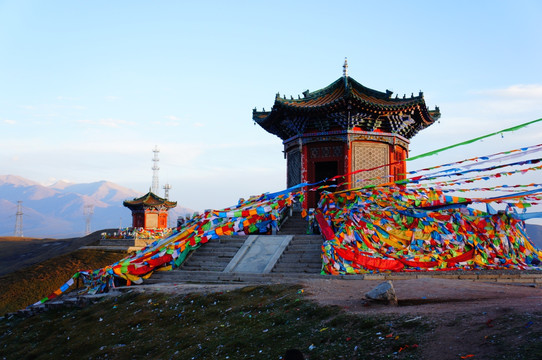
[[271, 94, 429, 120], [253, 75, 441, 141], [123, 202, 177, 210], [123, 192, 177, 210], [275, 90, 426, 114]]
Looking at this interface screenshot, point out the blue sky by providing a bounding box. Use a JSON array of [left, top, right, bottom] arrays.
[[1, 0, 542, 213]]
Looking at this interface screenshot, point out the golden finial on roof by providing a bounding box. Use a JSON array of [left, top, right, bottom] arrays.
[[343, 57, 348, 77]]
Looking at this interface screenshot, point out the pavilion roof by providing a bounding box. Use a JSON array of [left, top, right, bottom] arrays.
[[123, 191, 177, 210], [253, 76, 440, 140]]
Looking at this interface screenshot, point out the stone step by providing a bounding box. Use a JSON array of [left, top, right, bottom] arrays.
[[285, 244, 322, 250], [182, 258, 232, 264], [276, 259, 321, 265], [184, 255, 236, 261], [277, 215, 309, 235], [281, 220, 307, 224], [186, 258, 236, 263], [273, 264, 322, 272], [274, 256, 322, 264], [198, 241, 246, 247], [279, 229, 308, 234], [181, 265, 229, 271], [199, 245, 240, 249], [285, 245, 321, 250], [290, 236, 322, 240], [279, 228, 307, 232], [188, 248, 240, 255], [192, 243, 242, 248], [288, 239, 323, 244], [276, 256, 322, 263], [189, 254, 239, 259], [210, 240, 247, 245], [283, 248, 321, 254], [273, 261, 322, 269], [272, 267, 321, 274], [278, 251, 321, 257], [145, 270, 323, 284], [183, 259, 233, 265], [279, 224, 308, 229], [281, 225, 308, 229]]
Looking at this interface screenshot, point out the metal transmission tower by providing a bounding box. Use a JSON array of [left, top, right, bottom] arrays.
[[163, 183, 171, 200], [14, 201, 23, 237], [151, 146, 160, 194], [84, 204, 94, 235]]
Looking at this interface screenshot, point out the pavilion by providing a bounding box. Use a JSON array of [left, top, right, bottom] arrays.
[[123, 191, 177, 230], [253, 60, 440, 209]]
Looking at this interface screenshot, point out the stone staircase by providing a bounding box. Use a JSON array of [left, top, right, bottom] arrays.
[[271, 235, 323, 274], [145, 213, 324, 285], [177, 236, 248, 272], [278, 211, 308, 235]]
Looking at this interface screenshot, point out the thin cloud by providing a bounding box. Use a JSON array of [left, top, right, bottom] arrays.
[[474, 84, 542, 99], [409, 84, 542, 162], [77, 118, 135, 128], [3, 119, 16, 125], [160, 115, 182, 127], [99, 118, 135, 128], [472, 85, 542, 118]]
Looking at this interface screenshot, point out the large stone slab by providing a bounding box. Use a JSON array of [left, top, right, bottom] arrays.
[[224, 235, 293, 273]]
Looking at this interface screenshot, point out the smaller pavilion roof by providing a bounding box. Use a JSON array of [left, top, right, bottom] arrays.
[[123, 191, 177, 211]]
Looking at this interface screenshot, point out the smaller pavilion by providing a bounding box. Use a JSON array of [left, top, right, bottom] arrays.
[[123, 191, 177, 230]]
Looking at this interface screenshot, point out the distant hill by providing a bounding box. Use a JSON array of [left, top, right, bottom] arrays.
[[0, 175, 194, 238], [526, 224, 542, 248]]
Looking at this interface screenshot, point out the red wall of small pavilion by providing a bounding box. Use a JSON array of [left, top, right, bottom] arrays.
[[158, 213, 168, 228], [132, 213, 145, 228], [131, 210, 169, 229]]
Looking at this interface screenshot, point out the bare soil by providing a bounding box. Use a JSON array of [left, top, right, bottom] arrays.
[[301, 278, 542, 359], [131, 277, 542, 359]]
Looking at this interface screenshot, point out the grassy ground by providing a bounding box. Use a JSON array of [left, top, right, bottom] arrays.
[[1, 246, 541, 359], [0, 249, 127, 315], [1, 284, 430, 360], [0, 231, 112, 277], [2, 284, 541, 360]]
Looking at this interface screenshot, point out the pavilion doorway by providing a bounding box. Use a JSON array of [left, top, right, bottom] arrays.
[[311, 161, 338, 209]]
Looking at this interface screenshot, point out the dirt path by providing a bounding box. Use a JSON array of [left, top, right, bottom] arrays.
[[99, 276, 542, 359], [301, 278, 542, 315], [302, 278, 542, 359]]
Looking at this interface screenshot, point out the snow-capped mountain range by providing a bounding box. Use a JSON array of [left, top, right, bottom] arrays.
[[0, 175, 194, 238]]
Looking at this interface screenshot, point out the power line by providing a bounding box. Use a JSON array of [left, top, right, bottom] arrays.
[[14, 201, 23, 237], [84, 204, 94, 235], [152, 145, 160, 194], [163, 183, 171, 200]]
